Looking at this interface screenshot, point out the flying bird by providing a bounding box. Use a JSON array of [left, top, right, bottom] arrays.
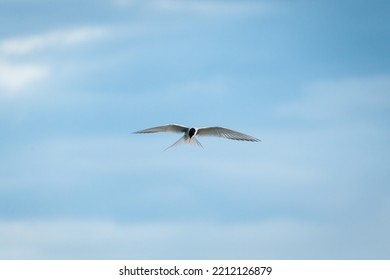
[[134, 124, 260, 150]]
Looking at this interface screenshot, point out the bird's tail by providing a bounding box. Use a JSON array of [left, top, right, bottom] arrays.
[[164, 136, 204, 151], [164, 135, 188, 151], [191, 136, 204, 149]]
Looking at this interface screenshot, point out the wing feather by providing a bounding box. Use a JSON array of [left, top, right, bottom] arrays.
[[196, 126, 260, 142], [134, 124, 188, 134]]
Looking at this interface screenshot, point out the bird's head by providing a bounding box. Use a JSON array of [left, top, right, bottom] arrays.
[[188, 127, 196, 138]]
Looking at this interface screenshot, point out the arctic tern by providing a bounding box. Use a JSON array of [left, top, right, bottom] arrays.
[[134, 124, 260, 150]]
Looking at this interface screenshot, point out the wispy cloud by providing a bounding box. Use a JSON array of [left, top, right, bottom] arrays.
[[0, 27, 108, 55], [0, 26, 108, 94], [0, 61, 49, 92]]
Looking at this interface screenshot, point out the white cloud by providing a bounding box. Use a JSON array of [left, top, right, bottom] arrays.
[[0, 27, 108, 56], [0, 26, 108, 94], [0, 61, 49, 93]]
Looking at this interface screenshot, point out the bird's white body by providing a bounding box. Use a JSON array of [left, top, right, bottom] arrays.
[[134, 124, 260, 150]]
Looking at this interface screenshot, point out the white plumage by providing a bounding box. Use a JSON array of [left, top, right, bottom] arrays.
[[134, 124, 260, 150]]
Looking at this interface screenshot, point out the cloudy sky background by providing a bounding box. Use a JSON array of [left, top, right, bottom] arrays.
[[0, 0, 389, 259]]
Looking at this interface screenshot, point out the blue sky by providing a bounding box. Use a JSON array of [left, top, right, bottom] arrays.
[[0, 0, 389, 259]]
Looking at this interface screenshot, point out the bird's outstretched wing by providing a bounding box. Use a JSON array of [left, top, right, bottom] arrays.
[[134, 124, 188, 134], [196, 127, 260, 142]]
